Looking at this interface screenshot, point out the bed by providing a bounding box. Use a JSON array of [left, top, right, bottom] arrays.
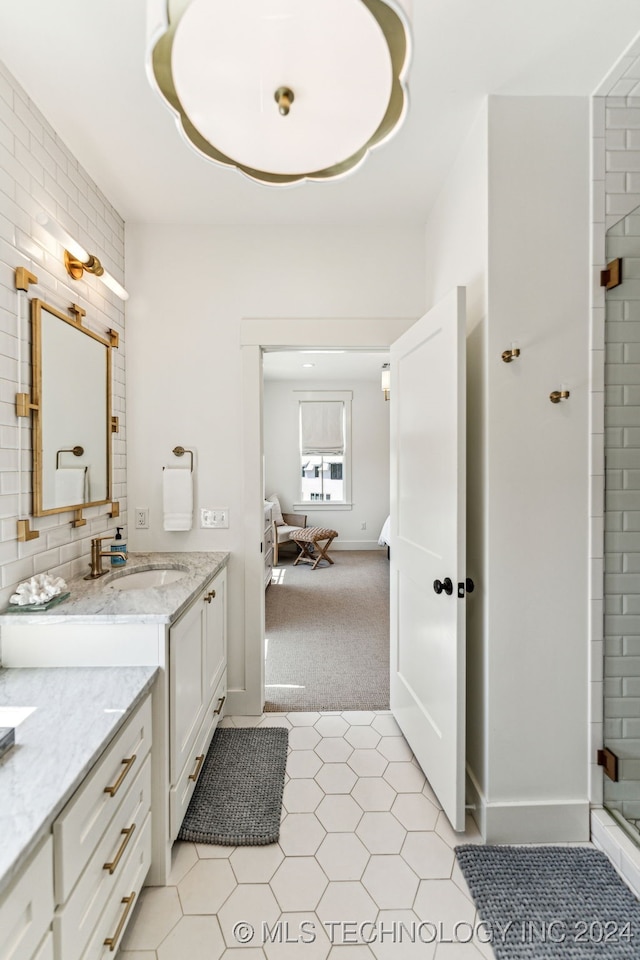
[[378, 515, 391, 556]]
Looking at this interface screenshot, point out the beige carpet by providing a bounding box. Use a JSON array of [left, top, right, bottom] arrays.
[[264, 549, 390, 712]]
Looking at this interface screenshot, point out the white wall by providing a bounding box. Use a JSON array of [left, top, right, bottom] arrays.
[[486, 97, 589, 832], [264, 378, 390, 549], [424, 97, 591, 841], [0, 63, 126, 624], [125, 224, 426, 704]]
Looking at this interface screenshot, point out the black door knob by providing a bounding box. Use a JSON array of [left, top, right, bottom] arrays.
[[466, 578, 475, 594], [433, 577, 453, 596]]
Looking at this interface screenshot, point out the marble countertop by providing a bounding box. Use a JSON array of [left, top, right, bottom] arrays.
[[0, 665, 158, 896], [0, 551, 229, 625]]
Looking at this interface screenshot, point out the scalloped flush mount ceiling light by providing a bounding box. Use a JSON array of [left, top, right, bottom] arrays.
[[147, 0, 411, 186]]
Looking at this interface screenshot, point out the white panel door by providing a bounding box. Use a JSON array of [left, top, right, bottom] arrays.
[[390, 287, 467, 831]]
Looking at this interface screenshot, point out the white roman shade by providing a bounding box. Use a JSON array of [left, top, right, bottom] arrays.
[[300, 401, 344, 456]]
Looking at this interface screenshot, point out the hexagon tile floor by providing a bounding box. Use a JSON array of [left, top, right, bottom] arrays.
[[118, 711, 492, 960]]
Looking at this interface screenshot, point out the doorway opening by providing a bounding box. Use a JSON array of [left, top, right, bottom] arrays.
[[262, 349, 391, 712]]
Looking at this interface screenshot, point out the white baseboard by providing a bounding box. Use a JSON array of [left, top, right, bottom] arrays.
[[465, 767, 590, 842]]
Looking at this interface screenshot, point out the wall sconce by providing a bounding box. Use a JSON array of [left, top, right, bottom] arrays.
[[381, 363, 391, 401], [35, 213, 129, 301]]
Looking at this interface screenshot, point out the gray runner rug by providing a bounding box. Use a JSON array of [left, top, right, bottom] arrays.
[[456, 845, 640, 959], [178, 727, 288, 845]]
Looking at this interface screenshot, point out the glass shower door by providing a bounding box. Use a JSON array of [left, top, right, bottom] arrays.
[[604, 204, 640, 839]]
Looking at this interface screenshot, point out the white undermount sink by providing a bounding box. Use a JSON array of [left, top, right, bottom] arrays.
[[106, 568, 188, 591]]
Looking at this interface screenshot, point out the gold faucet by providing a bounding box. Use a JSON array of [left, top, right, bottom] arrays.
[[83, 535, 127, 580]]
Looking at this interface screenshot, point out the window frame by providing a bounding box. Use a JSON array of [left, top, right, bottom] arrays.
[[294, 390, 353, 510]]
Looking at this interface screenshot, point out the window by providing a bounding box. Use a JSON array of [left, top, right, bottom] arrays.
[[296, 391, 352, 507]]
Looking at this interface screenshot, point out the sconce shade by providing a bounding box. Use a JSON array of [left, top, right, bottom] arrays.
[[147, 0, 411, 185]]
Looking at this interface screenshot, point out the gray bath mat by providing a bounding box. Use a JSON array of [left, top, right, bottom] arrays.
[[178, 727, 288, 845], [456, 845, 640, 958]]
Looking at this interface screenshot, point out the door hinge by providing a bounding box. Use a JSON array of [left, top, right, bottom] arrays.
[[601, 258, 622, 290], [597, 747, 619, 782]]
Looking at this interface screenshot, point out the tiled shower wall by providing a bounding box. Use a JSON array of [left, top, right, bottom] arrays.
[[593, 36, 640, 816], [0, 62, 126, 621]]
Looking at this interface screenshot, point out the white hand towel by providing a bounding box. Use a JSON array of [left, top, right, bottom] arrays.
[[54, 466, 88, 505], [163, 466, 193, 531]]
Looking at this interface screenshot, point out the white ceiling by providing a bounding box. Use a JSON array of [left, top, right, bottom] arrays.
[[263, 350, 389, 382], [1, 2, 640, 227]]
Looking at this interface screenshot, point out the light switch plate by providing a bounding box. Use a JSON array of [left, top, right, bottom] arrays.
[[201, 508, 229, 529]]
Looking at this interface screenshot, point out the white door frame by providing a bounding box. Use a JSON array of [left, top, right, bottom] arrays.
[[237, 316, 416, 716]]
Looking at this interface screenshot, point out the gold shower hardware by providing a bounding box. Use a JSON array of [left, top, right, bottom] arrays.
[[56, 446, 84, 468], [549, 390, 570, 404], [600, 258, 622, 290], [501, 348, 520, 363], [172, 445, 194, 472]]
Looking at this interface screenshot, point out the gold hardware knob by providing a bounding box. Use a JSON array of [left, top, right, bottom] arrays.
[[189, 754, 205, 782], [103, 823, 136, 874], [501, 348, 520, 363], [549, 390, 570, 404], [104, 755, 136, 797], [103, 892, 136, 951], [214, 695, 226, 716], [275, 86, 294, 116]]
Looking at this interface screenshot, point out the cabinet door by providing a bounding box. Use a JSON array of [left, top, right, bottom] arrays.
[[169, 592, 207, 784], [204, 568, 227, 707]]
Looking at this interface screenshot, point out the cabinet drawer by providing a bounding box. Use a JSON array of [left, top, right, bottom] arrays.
[[54, 695, 152, 904], [264, 524, 274, 550], [79, 813, 151, 960], [169, 672, 226, 841], [54, 755, 151, 960], [0, 836, 53, 960]]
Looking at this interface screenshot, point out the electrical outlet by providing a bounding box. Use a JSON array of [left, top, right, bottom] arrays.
[[201, 508, 229, 529], [361, 521, 367, 530], [135, 508, 149, 529]]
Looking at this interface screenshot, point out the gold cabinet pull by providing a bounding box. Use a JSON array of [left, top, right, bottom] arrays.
[[189, 754, 205, 781], [103, 823, 136, 875], [203, 588, 216, 603], [103, 891, 136, 951], [104, 755, 137, 797], [214, 695, 226, 715]]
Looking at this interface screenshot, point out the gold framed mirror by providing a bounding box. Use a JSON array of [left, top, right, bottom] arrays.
[[30, 299, 112, 516]]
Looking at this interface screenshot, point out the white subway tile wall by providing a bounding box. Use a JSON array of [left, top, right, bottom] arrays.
[[595, 41, 640, 824], [0, 63, 126, 625]]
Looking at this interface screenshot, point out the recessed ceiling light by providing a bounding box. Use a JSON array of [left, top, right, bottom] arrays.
[[302, 363, 315, 368]]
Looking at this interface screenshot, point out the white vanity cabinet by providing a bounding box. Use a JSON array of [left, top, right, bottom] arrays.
[[0, 556, 229, 886], [0, 691, 153, 960], [0, 837, 54, 960], [168, 572, 227, 841]]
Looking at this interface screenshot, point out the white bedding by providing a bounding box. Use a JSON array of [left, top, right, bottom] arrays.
[[378, 515, 391, 546]]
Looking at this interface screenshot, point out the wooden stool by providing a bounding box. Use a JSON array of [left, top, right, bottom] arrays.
[[289, 526, 339, 570]]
